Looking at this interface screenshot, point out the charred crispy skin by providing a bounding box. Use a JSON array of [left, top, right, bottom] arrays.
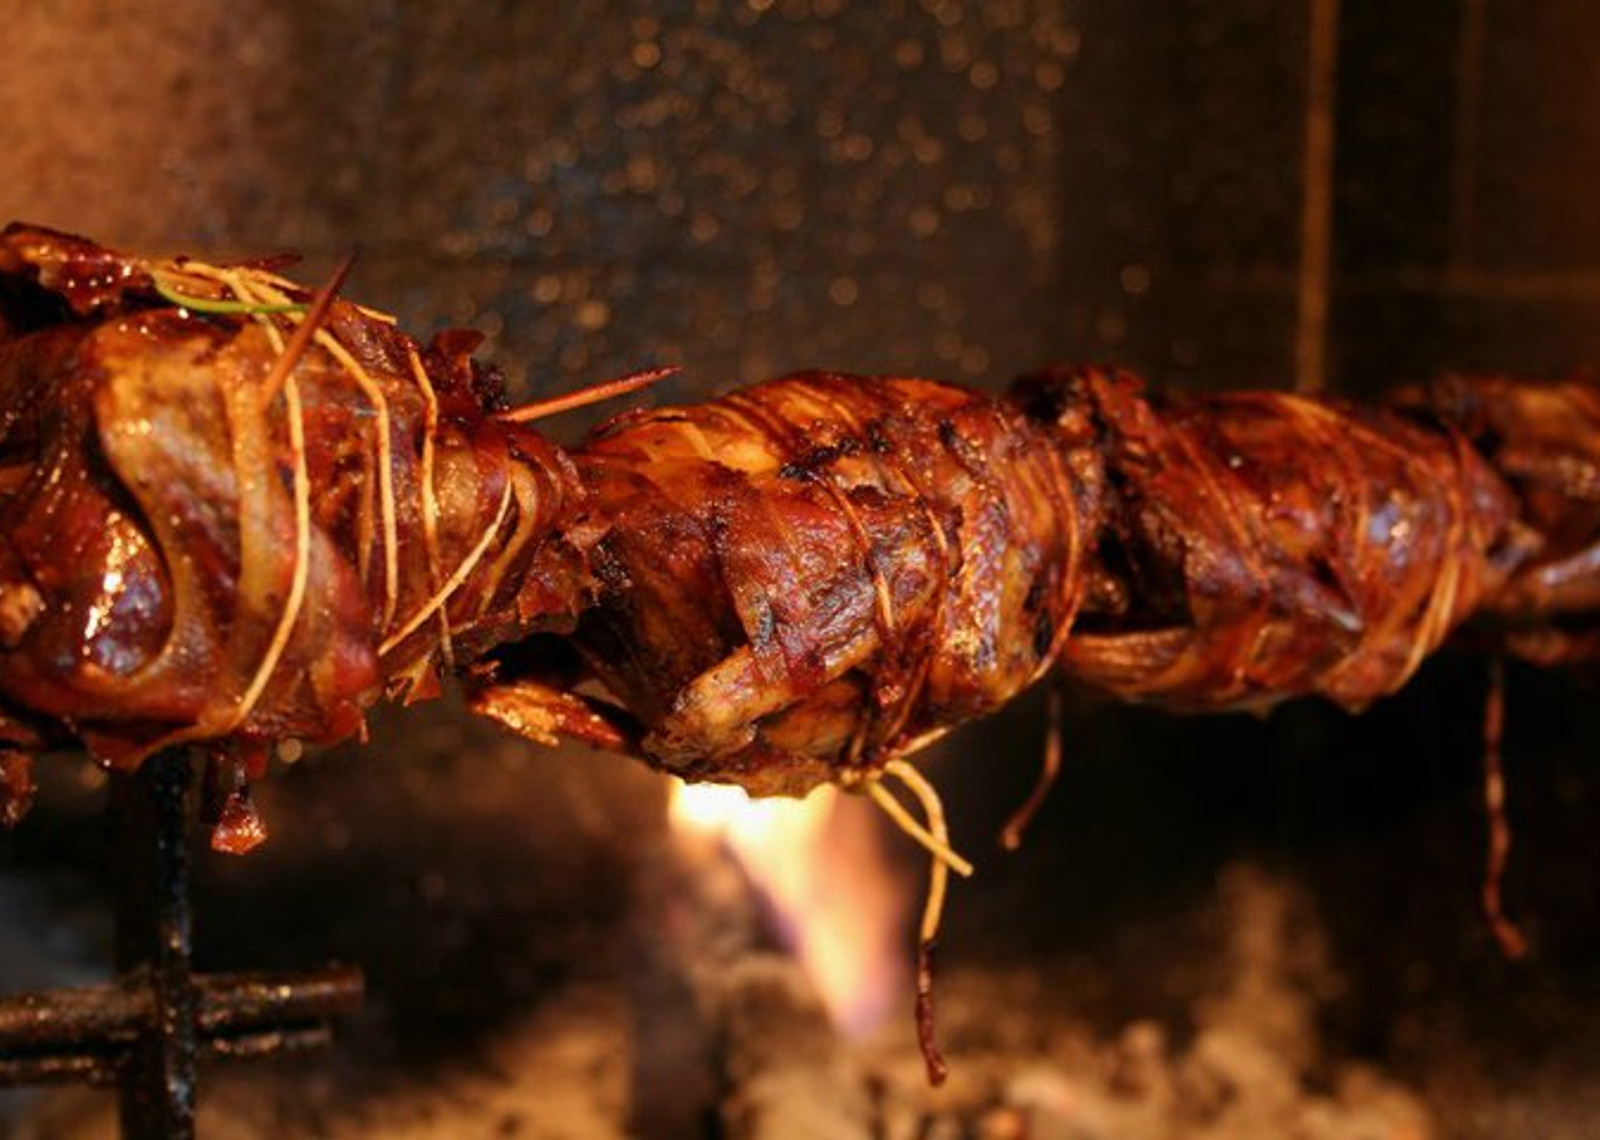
[[1020, 366, 1526, 712], [478, 365, 1555, 797], [477, 371, 1101, 796], [0, 225, 589, 774]]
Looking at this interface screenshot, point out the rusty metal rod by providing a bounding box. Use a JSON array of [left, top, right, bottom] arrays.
[[195, 966, 364, 1035], [0, 1052, 118, 1087], [111, 748, 200, 1139], [0, 982, 148, 1048], [0, 966, 364, 1054], [0, 1025, 343, 1087]]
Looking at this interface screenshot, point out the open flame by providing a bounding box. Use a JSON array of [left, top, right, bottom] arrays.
[[669, 781, 908, 1037]]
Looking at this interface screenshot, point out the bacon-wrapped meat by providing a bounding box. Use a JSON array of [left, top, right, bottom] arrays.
[[9, 227, 1586, 812], [474, 369, 1101, 797], [1017, 365, 1528, 712], [476, 363, 1544, 792], [0, 225, 591, 816]]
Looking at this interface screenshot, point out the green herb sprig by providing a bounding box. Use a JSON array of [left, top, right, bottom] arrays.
[[152, 272, 310, 316]]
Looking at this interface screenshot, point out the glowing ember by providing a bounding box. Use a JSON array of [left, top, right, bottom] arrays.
[[670, 781, 908, 1037]]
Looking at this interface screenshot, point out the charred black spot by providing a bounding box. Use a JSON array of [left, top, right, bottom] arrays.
[[1033, 608, 1055, 659], [1307, 552, 1344, 595], [778, 437, 862, 480], [590, 542, 633, 591], [1024, 574, 1049, 613], [937, 418, 992, 478], [470, 359, 511, 412], [846, 483, 892, 510], [0, 275, 73, 337]]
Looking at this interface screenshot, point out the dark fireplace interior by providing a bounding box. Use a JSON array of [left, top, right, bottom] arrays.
[[6, 2, 1600, 1137]]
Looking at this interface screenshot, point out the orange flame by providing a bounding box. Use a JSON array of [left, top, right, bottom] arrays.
[[669, 782, 908, 1037]]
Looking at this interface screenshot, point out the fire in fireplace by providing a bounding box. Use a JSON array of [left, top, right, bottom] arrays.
[[670, 784, 910, 1040]]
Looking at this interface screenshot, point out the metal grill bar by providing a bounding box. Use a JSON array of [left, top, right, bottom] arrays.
[[0, 750, 364, 1138]]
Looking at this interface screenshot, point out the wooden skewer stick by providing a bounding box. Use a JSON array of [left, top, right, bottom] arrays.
[[498, 366, 680, 424]]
